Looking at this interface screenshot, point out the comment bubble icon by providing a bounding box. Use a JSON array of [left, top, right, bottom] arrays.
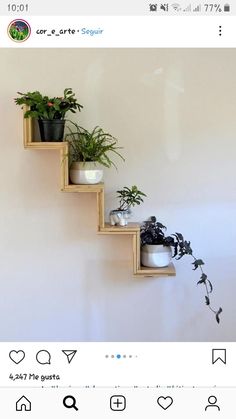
[[36, 350, 51, 365]]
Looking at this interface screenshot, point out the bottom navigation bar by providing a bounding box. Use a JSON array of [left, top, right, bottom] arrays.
[[1, 388, 236, 417]]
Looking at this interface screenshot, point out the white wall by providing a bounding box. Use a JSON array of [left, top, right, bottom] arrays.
[[0, 48, 235, 341]]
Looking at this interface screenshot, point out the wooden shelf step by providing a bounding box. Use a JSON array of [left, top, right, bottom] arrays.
[[99, 222, 140, 235], [134, 263, 176, 277], [62, 183, 104, 193], [24, 141, 65, 150]]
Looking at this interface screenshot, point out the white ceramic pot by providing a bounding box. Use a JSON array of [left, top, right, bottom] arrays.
[[141, 244, 172, 268], [70, 161, 103, 185], [109, 209, 132, 226]]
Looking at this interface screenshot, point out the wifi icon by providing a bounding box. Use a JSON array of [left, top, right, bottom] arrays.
[[172, 3, 181, 11]]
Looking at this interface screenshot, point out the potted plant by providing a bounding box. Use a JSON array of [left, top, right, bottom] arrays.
[[110, 185, 147, 226], [140, 216, 222, 323], [65, 122, 125, 184], [15, 88, 83, 141], [140, 217, 174, 268]]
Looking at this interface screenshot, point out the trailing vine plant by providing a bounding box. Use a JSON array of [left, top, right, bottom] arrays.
[[140, 217, 222, 323], [172, 232, 222, 323]]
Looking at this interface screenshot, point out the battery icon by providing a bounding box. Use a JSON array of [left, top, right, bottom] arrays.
[[224, 4, 230, 12]]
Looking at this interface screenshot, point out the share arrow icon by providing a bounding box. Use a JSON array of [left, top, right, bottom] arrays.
[[62, 350, 77, 364]]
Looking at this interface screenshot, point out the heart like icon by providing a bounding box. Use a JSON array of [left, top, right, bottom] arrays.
[[9, 350, 25, 364], [157, 396, 173, 410]]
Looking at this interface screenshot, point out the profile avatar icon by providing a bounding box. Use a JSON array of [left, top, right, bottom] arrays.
[[205, 395, 220, 411], [8, 19, 31, 42]]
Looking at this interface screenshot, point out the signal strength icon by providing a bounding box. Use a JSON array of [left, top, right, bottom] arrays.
[[193, 4, 201, 12], [183, 4, 191, 12], [172, 3, 182, 11]]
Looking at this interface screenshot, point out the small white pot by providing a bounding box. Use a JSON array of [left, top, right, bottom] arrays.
[[70, 161, 103, 185], [109, 209, 132, 226], [141, 244, 172, 268]]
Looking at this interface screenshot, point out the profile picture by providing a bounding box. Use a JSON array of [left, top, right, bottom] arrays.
[[7, 19, 31, 42]]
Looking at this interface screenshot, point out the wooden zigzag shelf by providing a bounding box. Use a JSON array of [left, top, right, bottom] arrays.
[[22, 107, 175, 278]]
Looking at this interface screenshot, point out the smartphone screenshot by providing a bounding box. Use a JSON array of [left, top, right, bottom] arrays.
[[0, 0, 235, 417]]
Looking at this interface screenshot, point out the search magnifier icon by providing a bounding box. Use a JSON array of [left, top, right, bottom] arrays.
[[63, 395, 78, 411]]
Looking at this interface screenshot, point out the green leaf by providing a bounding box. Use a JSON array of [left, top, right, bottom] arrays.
[[216, 307, 222, 324], [205, 296, 210, 306], [197, 273, 207, 285], [192, 259, 204, 270], [175, 232, 184, 241], [207, 280, 213, 293]]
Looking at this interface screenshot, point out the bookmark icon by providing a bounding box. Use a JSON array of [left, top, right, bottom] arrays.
[[212, 349, 226, 365]]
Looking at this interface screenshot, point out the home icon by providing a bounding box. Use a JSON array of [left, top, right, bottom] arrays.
[[16, 396, 31, 411]]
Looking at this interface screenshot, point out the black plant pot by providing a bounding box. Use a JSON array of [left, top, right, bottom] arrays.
[[38, 119, 65, 142]]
